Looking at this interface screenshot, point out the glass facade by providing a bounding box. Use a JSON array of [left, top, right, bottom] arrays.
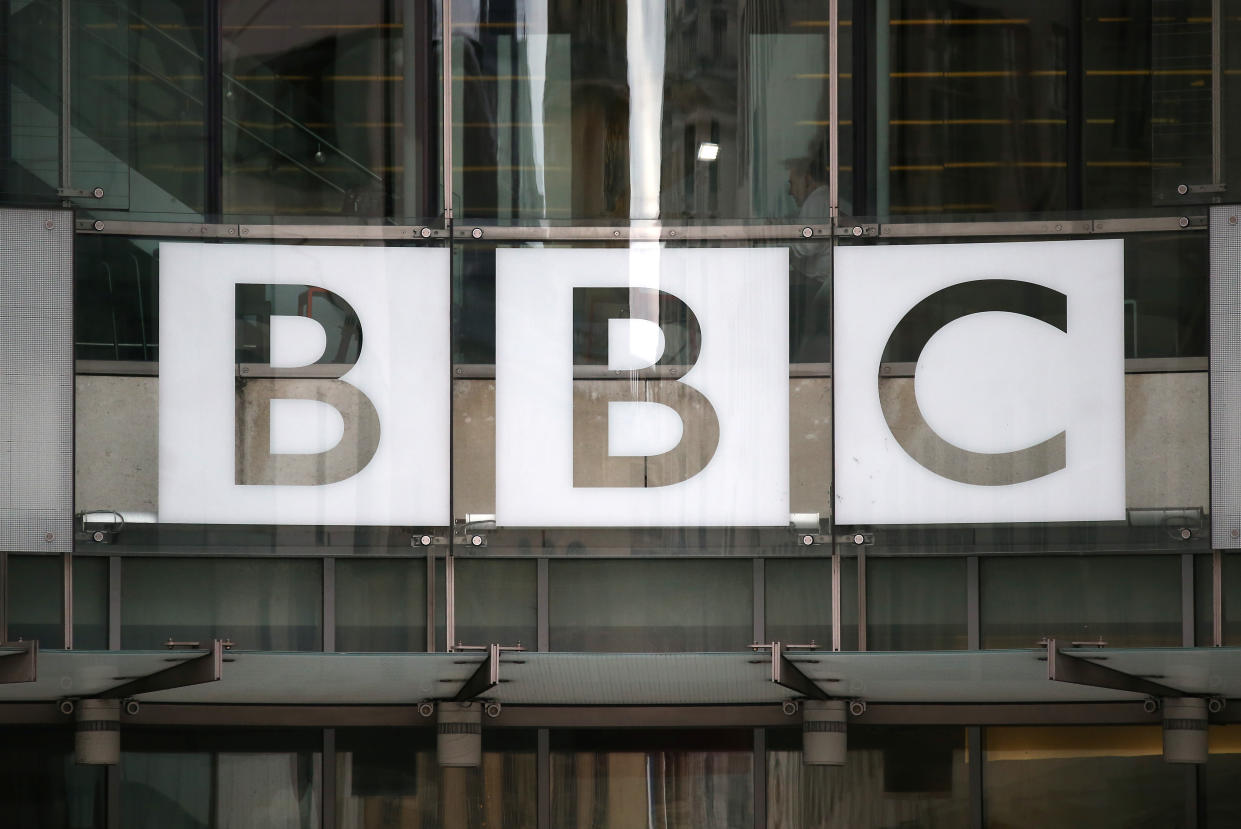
[[2, 0, 1241, 824]]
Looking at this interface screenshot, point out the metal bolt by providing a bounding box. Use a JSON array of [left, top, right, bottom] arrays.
[[1178, 216, 1190, 228], [1231, 216, 1238, 225], [454, 367, 464, 376], [471, 534, 484, 546], [853, 533, 865, 545], [852, 225, 863, 237], [1231, 529, 1239, 539], [1177, 184, 1189, 195], [1055, 224, 1063, 231], [801, 226, 813, 238], [92, 220, 104, 231], [420, 226, 432, 238], [1180, 527, 1192, 540], [240, 226, 249, 235], [668, 230, 677, 237], [45, 532, 54, 542], [92, 531, 105, 543], [228, 227, 236, 235], [613, 230, 621, 237], [92, 187, 105, 199], [44, 219, 54, 230], [801, 534, 814, 546], [420, 534, 432, 546], [471, 227, 483, 239]]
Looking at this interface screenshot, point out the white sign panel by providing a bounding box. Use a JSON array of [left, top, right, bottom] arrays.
[[159, 243, 449, 526], [834, 239, 1125, 524], [496, 247, 789, 527]]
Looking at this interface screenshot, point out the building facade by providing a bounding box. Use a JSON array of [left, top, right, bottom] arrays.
[[2, 0, 1241, 826]]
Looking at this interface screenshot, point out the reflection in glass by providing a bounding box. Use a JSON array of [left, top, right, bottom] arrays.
[[335, 558, 426, 652], [767, 726, 967, 829], [0, 728, 105, 829], [123, 734, 320, 829], [1206, 725, 1241, 827], [453, 1, 833, 221], [552, 730, 752, 829], [549, 559, 751, 652], [983, 726, 1182, 828], [336, 729, 535, 829], [7, 555, 108, 649], [221, 0, 438, 219], [454, 558, 538, 649], [867, 557, 966, 651], [765, 558, 833, 648], [121, 557, 322, 650], [981, 555, 1181, 648]]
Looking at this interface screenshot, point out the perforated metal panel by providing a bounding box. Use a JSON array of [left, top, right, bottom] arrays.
[[1211, 205, 1241, 548], [0, 207, 73, 553]]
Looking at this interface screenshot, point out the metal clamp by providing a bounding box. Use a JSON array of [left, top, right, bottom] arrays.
[[57, 186, 105, 199]]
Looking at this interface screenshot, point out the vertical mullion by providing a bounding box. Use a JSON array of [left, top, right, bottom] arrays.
[[968, 726, 984, 829], [1182, 553, 1195, 647], [831, 551, 841, 651], [426, 551, 437, 652], [1214, 549, 1223, 646], [856, 550, 866, 651], [323, 557, 335, 653], [967, 556, 980, 649], [537, 728, 550, 829], [537, 558, 549, 651], [203, 0, 223, 219], [1065, 0, 1083, 210], [441, 0, 453, 220], [753, 558, 765, 644], [322, 728, 337, 829], [0, 551, 7, 642], [828, 0, 839, 218], [108, 556, 121, 649], [753, 728, 766, 829], [62, 551, 73, 649]]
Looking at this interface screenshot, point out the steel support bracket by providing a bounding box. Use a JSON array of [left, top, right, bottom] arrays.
[[771, 642, 831, 701], [94, 639, 224, 699], [1046, 638, 1184, 698], [453, 643, 501, 702], [0, 641, 38, 684]]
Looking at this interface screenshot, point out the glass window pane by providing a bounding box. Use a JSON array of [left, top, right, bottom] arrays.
[[765, 558, 832, 647], [1222, 553, 1241, 645], [981, 555, 1182, 648], [984, 726, 1182, 828], [7, 556, 107, 649], [550, 560, 751, 652], [0, 728, 105, 829], [767, 726, 968, 828], [1206, 725, 1241, 827], [121, 557, 322, 650], [123, 731, 320, 829], [867, 557, 967, 651], [453, 1, 834, 221], [221, 0, 438, 220], [336, 729, 536, 829], [551, 730, 752, 829], [335, 558, 426, 652], [454, 558, 537, 649]]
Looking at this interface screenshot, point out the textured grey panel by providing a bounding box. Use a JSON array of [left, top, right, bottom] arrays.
[[1211, 205, 1241, 548], [0, 207, 73, 552]]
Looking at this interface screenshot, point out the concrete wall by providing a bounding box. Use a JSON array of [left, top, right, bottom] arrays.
[[74, 372, 1208, 522]]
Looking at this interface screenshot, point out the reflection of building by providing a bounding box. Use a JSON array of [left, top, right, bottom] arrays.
[[2, 1, 1241, 827]]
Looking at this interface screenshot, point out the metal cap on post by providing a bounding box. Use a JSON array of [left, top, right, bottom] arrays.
[[1163, 697, 1208, 764], [802, 699, 847, 766], [437, 701, 482, 767], [75, 698, 120, 765]]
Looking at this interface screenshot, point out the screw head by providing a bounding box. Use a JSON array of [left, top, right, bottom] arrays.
[[420, 534, 432, 546], [801, 226, 813, 238], [1231, 529, 1239, 539], [44, 219, 54, 230], [92, 220, 105, 231], [92, 187, 105, 199], [1231, 216, 1238, 225], [471, 534, 483, 546], [1180, 527, 1192, 540], [92, 531, 105, 543], [801, 534, 814, 546], [420, 226, 432, 238], [852, 225, 863, 237], [45, 532, 55, 542], [471, 227, 483, 239], [1177, 184, 1189, 195], [853, 533, 866, 545], [1178, 216, 1190, 228]]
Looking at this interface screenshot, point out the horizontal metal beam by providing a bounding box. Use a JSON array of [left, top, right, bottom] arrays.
[[1046, 638, 1184, 698], [93, 640, 223, 699], [0, 699, 1201, 728], [74, 219, 448, 240], [0, 642, 37, 684], [452, 643, 500, 702], [454, 224, 832, 242], [771, 643, 830, 701]]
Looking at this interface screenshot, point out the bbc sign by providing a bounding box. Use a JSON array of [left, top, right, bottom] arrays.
[[158, 239, 1124, 528]]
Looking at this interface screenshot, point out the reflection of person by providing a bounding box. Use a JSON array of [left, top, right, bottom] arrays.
[[785, 156, 831, 362]]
